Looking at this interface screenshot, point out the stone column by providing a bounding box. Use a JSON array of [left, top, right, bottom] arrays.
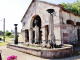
[[42, 26, 45, 40], [14, 24, 18, 44], [42, 26, 48, 47], [29, 28, 33, 44], [49, 14, 55, 45], [35, 26, 39, 44], [42, 26, 45, 46], [42, 26, 48, 40]]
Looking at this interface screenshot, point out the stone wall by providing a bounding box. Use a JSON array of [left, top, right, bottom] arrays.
[[54, 24, 61, 45], [61, 24, 75, 44], [60, 10, 80, 44], [21, 0, 80, 44]]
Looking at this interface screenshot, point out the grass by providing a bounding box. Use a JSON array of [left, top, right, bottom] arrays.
[[15, 44, 18, 45], [0, 34, 23, 46], [0, 35, 14, 46], [0, 35, 14, 40], [0, 35, 3, 38], [5, 36, 14, 40], [24, 45, 47, 49], [0, 41, 10, 46]]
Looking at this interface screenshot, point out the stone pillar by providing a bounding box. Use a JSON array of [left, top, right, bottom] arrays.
[[60, 24, 63, 45], [42, 26, 45, 40], [49, 14, 55, 45], [42, 26, 48, 40], [42, 26, 45, 46], [14, 24, 18, 44], [35, 26, 39, 44], [42, 26, 48, 47], [29, 28, 33, 44]]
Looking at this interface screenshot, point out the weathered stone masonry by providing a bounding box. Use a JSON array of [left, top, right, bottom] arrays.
[[21, 0, 80, 45]]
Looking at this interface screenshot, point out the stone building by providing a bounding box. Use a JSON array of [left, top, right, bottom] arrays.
[[21, 0, 80, 45]]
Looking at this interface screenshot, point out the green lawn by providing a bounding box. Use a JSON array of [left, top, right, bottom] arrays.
[[0, 35, 14, 46], [5, 36, 14, 40], [0, 35, 3, 38], [0, 41, 10, 46], [0, 34, 23, 46], [0, 35, 14, 40]]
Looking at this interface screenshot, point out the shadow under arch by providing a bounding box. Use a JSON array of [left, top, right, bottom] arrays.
[[76, 22, 80, 26], [66, 20, 74, 25]]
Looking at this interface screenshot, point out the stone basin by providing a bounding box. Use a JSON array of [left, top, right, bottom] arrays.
[[7, 43, 73, 58]]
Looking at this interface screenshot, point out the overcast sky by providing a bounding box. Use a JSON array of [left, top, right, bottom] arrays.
[[0, 0, 77, 32]]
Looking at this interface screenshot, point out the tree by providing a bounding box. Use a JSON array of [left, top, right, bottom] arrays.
[[5, 30, 12, 36], [0, 31, 2, 32], [61, 2, 68, 9], [61, 0, 80, 14]]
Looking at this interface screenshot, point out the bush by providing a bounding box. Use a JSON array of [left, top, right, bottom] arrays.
[[5, 32, 12, 36]]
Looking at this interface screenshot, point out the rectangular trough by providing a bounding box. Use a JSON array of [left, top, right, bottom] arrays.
[[7, 43, 73, 58]]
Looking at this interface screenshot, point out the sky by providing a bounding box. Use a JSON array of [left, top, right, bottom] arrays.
[[0, 0, 77, 32]]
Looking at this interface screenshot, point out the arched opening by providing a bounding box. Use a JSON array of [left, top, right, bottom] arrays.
[[30, 15, 42, 43], [76, 22, 80, 26], [66, 20, 74, 25], [33, 15, 41, 28]]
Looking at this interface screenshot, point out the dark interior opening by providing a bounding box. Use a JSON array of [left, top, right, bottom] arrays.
[[66, 20, 74, 25], [27, 30, 29, 42], [76, 22, 80, 26], [33, 15, 42, 41], [45, 25, 49, 40]]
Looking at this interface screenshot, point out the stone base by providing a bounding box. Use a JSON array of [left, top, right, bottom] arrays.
[[7, 43, 73, 58]]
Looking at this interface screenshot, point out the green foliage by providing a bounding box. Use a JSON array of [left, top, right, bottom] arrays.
[[61, 2, 68, 9], [61, 0, 80, 14], [6, 32, 11, 36], [0, 31, 2, 32], [5, 30, 12, 36]]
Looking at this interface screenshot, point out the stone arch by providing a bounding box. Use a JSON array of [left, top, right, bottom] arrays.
[[66, 20, 74, 25], [30, 15, 42, 44], [30, 15, 42, 28]]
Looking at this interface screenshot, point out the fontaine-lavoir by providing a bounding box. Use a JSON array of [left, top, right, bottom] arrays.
[[7, 0, 80, 58]]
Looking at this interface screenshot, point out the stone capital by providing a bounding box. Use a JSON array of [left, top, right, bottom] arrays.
[[14, 24, 18, 27]]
